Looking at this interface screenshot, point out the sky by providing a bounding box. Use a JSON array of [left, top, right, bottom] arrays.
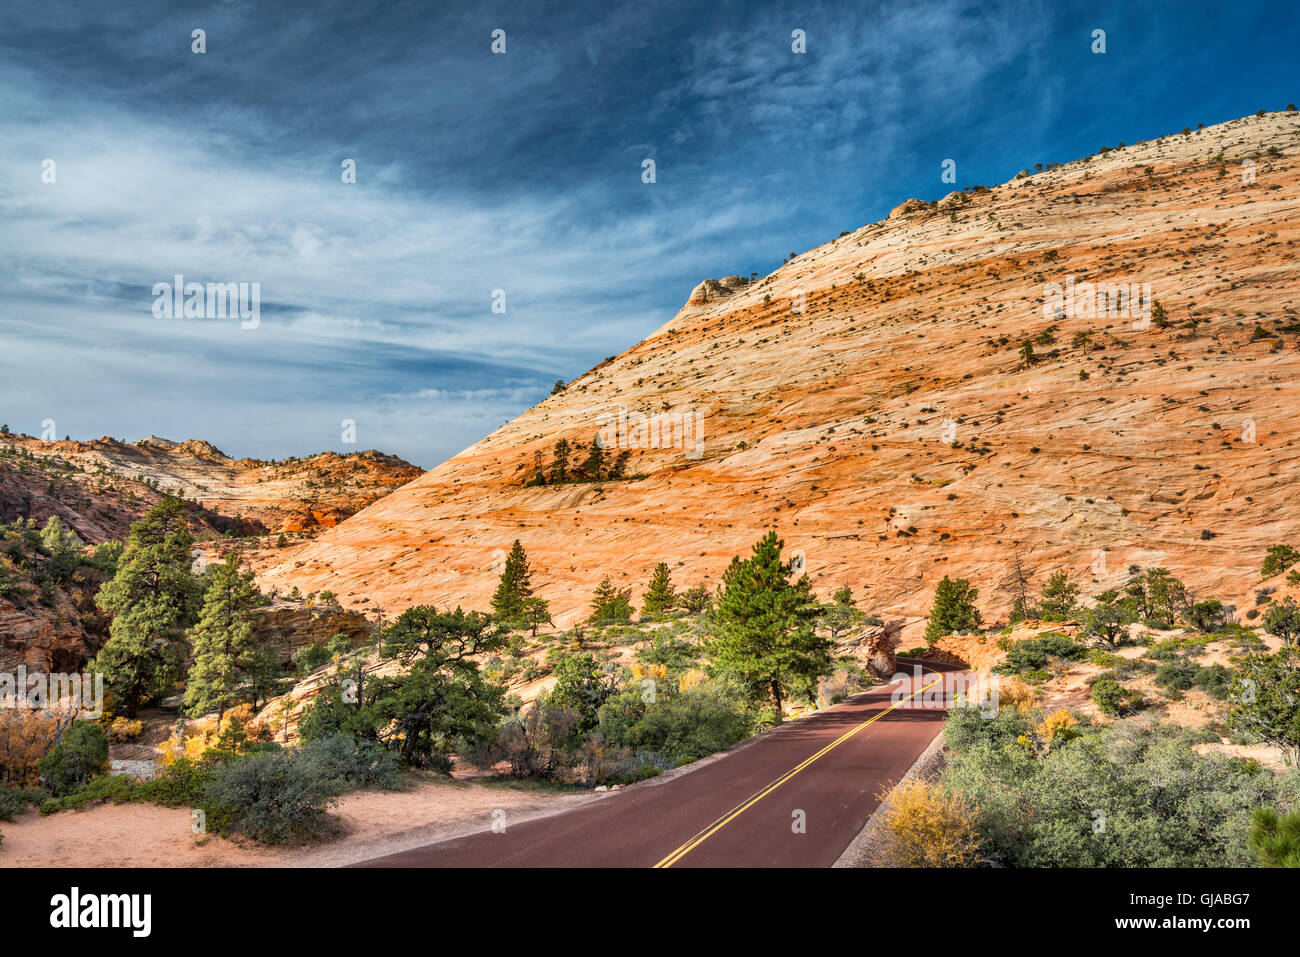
[[1, 0, 1297, 469]]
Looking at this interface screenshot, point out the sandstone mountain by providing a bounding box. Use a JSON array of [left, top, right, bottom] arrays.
[[0, 432, 420, 543], [260, 111, 1300, 640]]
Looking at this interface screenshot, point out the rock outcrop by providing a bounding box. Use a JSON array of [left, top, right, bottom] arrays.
[[251, 600, 375, 665]]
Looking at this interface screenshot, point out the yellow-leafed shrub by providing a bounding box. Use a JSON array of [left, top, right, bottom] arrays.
[[158, 704, 267, 767], [629, 662, 669, 684], [995, 677, 1037, 714], [107, 717, 144, 742], [678, 669, 711, 692], [1036, 708, 1079, 746], [880, 780, 983, 867], [0, 710, 59, 785]]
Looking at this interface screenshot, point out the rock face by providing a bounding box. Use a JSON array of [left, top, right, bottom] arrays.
[[0, 572, 110, 674], [251, 600, 375, 665], [887, 198, 927, 219], [687, 278, 732, 305], [840, 621, 900, 678], [259, 112, 1300, 643]]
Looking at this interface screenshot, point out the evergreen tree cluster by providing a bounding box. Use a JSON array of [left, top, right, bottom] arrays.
[[525, 436, 631, 487]]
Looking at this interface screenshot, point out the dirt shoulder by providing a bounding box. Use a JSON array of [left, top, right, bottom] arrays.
[[0, 774, 599, 868]]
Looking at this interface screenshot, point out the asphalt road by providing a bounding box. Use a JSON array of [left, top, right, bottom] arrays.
[[355, 660, 964, 868]]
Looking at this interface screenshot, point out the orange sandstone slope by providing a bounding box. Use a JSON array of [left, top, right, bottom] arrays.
[[260, 111, 1300, 639]]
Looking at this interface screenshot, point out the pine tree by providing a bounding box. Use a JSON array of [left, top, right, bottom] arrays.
[[40, 515, 81, 583], [522, 596, 552, 636], [640, 562, 676, 619], [708, 532, 830, 718], [90, 498, 203, 716], [1151, 300, 1170, 328], [607, 449, 631, 480], [820, 585, 863, 639], [183, 553, 264, 721], [1019, 339, 1035, 366], [1035, 569, 1080, 619], [578, 438, 605, 482], [491, 540, 534, 625], [550, 439, 571, 484], [589, 576, 634, 624], [1248, 807, 1300, 867], [923, 576, 982, 644]]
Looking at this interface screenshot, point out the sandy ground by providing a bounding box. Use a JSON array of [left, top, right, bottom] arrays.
[[0, 774, 600, 868]]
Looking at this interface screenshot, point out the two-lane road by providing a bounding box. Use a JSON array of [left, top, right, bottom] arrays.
[[356, 661, 963, 868]]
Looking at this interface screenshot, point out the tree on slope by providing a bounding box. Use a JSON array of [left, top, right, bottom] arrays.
[[923, 576, 982, 644], [1230, 647, 1300, 767], [589, 576, 634, 624], [550, 439, 571, 484], [183, 552, 266, 721], [640, 562, 677, 619], [491, 540, 534, 626], [708, 532, 830, 719], [820, 585, 868, 640], [90, 497, 203, 716], [1034, 570, 1080, 619]]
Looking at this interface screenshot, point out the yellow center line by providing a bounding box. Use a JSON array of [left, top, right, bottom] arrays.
[[652, 671, 946, 868]]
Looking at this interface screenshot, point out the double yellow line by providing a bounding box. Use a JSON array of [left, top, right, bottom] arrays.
[[653, 671, 945, 868]]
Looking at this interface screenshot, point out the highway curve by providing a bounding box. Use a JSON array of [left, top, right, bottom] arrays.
[[355, 660, 965, 868]]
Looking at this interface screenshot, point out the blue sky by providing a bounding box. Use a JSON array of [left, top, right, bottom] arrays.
[[1, 0, 1296, 468]]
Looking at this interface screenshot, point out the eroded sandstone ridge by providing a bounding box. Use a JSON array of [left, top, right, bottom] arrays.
[[0, 433, 420, 541], [260, 112, 1300, 640]]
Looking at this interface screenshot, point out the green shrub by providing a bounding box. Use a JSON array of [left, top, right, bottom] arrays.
[[0, 785, 47, 821], [38, 722, 109, 796], [943, 719, 1300, 867], [943, 703, 1033, 751], [1086, 649, 1125, 669], [39, 773, 138, 814], [1091, 678, 1143, 716], [298, 733, 401, 789], [596, 681, 750, 766], [138, 757, 220, 807], [998, 634, 1087, 673], [635, 635, 699, 672], [292, 641, 332, 676], [1155, 659, 1199, 693], [201, 750, 345, 844], [1195, 663, 1236, 700]]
